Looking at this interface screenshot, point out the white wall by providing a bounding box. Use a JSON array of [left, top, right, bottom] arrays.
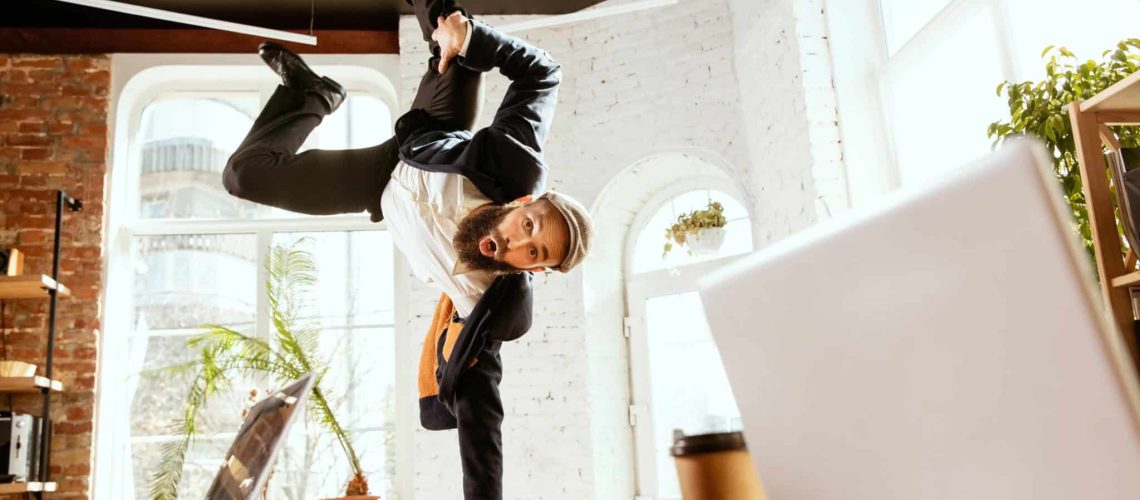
[[396, 0, 842, 498]]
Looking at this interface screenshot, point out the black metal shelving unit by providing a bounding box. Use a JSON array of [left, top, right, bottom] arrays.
[[0, 190, 81, 498]]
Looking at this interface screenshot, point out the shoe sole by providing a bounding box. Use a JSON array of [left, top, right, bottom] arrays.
[[319, 76, 347, 96], [259, 41, 346, 110], [258, 41, 318, 82], [318, 76, 347, 111]]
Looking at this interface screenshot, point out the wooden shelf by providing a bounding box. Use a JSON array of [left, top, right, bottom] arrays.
[[1112, 270, 1140, 288], [1081, 71, 1140, 113], [0, 377, 62, 394], [0, 482, 57, 494], [0, 275, 70, 300]]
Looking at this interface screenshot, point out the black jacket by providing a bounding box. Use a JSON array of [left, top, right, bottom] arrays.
[[396, 19, 561, 412]]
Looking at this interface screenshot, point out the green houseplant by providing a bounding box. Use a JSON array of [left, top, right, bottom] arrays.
[[988, 39, 1140, 256], [148, 239, 373, 500], [663, 200, 728, 257]]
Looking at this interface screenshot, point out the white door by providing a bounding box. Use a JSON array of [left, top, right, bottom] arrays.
[[626, 257, 744, 499]]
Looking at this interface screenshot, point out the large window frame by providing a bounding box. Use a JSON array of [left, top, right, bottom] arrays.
[[826, 0, 1019, 205], [95, 60, 412, 499], [828, 0, 1140, 206]]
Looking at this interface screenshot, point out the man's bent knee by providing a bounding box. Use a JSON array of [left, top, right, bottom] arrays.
[[222, 153, 255, 200]]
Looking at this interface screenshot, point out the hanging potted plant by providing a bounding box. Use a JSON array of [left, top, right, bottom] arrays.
[[148, 239, 377, 500], [663, 200, 728, 257]]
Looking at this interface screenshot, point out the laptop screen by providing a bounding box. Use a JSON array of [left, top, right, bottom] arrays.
[[205, 373, 314, 500]]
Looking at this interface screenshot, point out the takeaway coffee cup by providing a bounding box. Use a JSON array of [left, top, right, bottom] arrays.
[[671, 431, 766, 500]]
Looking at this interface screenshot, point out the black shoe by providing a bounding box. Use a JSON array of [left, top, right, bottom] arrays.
[[258, 42, 346, 113]]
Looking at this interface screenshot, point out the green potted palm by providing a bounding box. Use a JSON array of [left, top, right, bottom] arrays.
[[663, 200, 728, 257], [148, 239, 376, 500]]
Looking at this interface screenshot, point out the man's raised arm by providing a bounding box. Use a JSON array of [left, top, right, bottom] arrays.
[[435, 13, 562, 154]]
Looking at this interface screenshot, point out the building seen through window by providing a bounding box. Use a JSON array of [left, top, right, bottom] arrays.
[[108, 87, 397, 499]]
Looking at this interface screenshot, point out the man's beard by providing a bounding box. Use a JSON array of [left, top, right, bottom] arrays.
[[454, 203, 521, 274]]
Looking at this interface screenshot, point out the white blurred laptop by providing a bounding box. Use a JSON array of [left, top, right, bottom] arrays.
[[698, 139, 1140, 499]]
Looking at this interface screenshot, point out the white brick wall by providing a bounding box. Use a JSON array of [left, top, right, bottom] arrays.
[[728, 0, 820, 243], [793, 0, 849, 218], [395, 0, 843, 497]]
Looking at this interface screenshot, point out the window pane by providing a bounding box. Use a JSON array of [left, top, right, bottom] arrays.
[[1005, 0, 1140, 81], [880, 0, 953, 54], [263, 232, 397, 498], [632, 190, 752, 274], [129, 333, 253, 437], [127, 233, 258, 496], [268, 327, 397, 499], [126, 231, 395, 499], [882, 9, 1005, 185], [131, 437, 232, 500], [132, 233, 257, 330], [140, 93, 393, 220], [271, 231, 396, 326], [138, 95, 262, 219], [299, 94, 394, 151], [350, 95, 393, 148], [326, 327, 398, 428], [644, 292, 741, 498]]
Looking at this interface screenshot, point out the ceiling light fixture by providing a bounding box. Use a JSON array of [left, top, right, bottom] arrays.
[[49, 0, 318, 45], [498, 0, 679, 34]]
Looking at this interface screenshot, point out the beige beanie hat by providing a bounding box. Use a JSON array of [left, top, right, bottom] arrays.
[[539, 190, 594, 273]]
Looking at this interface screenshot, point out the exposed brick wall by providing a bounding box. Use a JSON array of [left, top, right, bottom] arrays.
[[0, 54, 108, 499]]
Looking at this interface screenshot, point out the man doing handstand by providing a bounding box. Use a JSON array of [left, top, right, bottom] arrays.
[[222, 1, 594, 498]]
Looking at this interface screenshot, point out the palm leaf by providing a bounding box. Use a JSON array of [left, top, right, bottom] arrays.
[[149, 238, 368, 498], [147, 341, 235, 500]]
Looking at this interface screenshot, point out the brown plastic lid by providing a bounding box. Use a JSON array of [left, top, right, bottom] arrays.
[[670, 431, 747, 456]]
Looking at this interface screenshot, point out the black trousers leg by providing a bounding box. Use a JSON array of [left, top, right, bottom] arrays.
[[410, 0, 484, 131], [223, 85, 396, 221], [454, 348, 505, 500]]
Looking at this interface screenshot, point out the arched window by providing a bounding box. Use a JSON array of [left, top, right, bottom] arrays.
[[630, 188, 753, 273], [625, 183, 753, 498], [97, 64, 401, 500]]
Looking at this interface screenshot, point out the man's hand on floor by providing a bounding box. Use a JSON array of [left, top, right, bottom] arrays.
[[433, 11, 470, 74]]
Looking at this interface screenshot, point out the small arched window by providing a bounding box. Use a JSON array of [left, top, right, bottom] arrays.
[[625, 182, 753, 498], [630, 188, 753, 274]]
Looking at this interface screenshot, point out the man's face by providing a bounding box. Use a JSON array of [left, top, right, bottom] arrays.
[[453, 199, 570, 273]]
